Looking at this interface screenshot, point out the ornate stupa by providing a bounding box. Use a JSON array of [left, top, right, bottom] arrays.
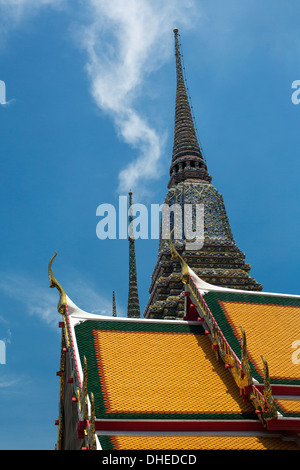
[[144, 29, 262, 320]]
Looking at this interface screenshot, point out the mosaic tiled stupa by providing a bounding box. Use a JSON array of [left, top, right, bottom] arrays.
[[144, 29, 262, 320]]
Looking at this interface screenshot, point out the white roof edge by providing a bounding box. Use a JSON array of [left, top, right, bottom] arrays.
[[65, 295, 202, 326], [188, 268, 300, 299], [66, 296, 115, 321]]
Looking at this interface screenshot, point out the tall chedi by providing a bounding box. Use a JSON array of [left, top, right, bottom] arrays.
[[144, 29, 262, 320]]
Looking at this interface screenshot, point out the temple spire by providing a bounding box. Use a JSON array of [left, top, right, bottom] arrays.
[[127, 191, 141, 318], [112, 291, 117, 317], [169, 28, 211, 188]]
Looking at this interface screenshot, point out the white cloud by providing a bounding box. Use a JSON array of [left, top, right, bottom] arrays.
[[0, 375, 22, 389], [77, 0, 199, 195], [0, 269, 124, 329], [0, 272, 60, 328], [0, 371, 32, 392]]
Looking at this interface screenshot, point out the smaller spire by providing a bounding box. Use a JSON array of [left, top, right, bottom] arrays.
[[127, 192, 141, 318], [112, 291, 117, 317]]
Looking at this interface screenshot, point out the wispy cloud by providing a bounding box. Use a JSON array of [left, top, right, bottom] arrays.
[[0, 271, 60, 328], [0, 375, 22, 389], [0, 371, 32, 394], [0, 269, 123, 329], [76, 0, 199, 195]]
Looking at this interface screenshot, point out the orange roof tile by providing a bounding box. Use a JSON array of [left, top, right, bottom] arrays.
[[100, 434, 300, 450], [275, 399, 300, 416], [74, 320, 256, 420]]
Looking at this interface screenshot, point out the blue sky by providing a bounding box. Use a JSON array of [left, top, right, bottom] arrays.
[[0, 0, 300, 449]]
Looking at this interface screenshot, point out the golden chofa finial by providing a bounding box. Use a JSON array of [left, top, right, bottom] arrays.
[[48, 251, 67, 315], [169, 228, 189, 285]]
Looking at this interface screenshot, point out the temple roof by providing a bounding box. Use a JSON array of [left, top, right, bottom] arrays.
[[74, 317, 255, 421], [50, 252, 300, 450], [98, 434, 300, 451]]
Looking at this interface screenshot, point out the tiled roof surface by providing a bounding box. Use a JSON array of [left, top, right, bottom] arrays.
[[275, 399, 300, 417], [74, 320, 256, 420], [98, 434, 300, 450], [202, 291, 300, 386]]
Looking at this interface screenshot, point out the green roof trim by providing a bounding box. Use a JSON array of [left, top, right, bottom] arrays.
[[97, 435, 115, 450]]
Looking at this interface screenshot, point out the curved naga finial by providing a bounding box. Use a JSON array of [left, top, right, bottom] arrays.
[[169, 228, 190, 284], [260, 355, 277, 421], [48, 252, 67, 315], [261, 356, 271, 388]]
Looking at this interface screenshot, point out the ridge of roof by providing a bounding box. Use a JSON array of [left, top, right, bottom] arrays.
[[188, 267, 300, 300]]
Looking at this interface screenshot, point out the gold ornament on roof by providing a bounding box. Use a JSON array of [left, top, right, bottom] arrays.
[[81, 356, 89, 421], [90, 392, 97, 450], [169, 228, 189, 284], [48, 251, 67, 315], [261, 355, 277, 420], [249, 356, 277, 425], [211, 325, 253, 393]]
